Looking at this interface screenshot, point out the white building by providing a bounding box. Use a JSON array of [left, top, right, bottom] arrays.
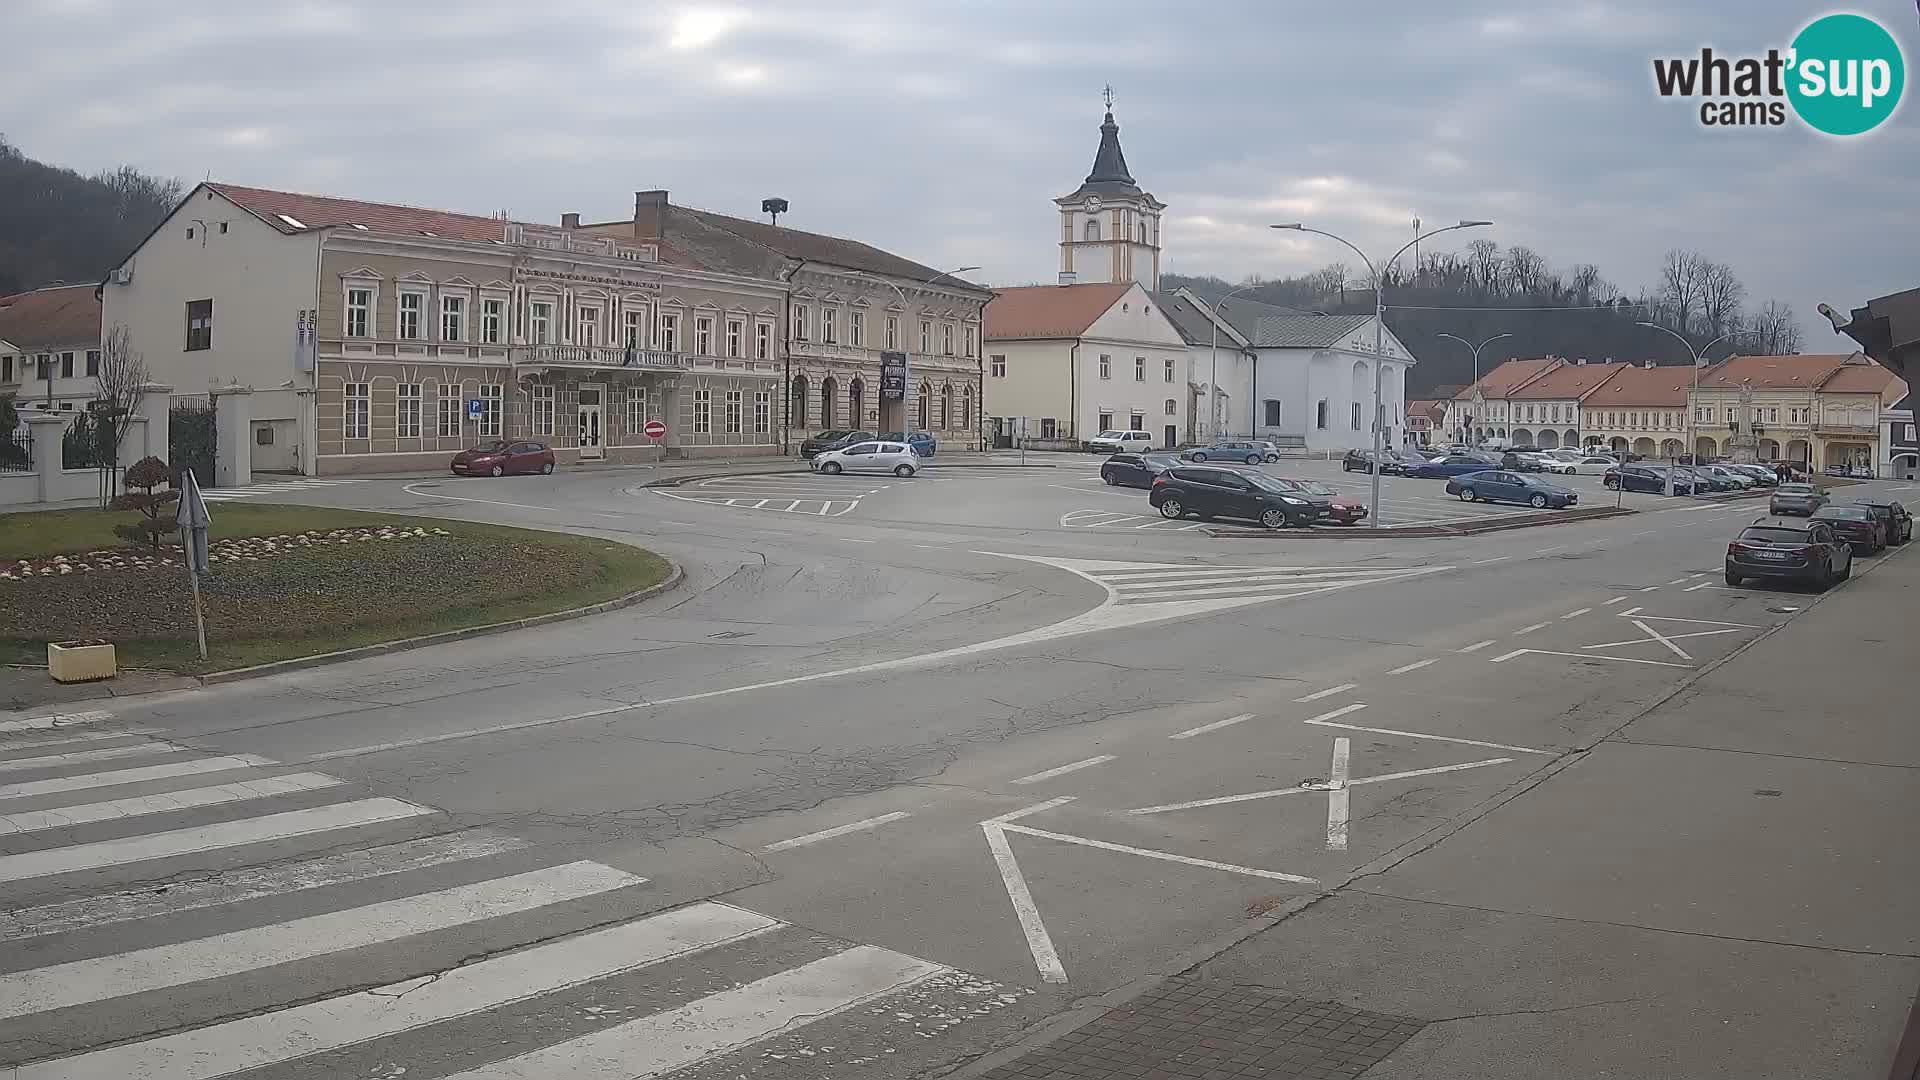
[[1053, 103, 1163, 290], [1213, 310, 1413, 454], [0, 284, 103, 415], [1883, 393, 1916, 479], [983, 281, 1190, 449]]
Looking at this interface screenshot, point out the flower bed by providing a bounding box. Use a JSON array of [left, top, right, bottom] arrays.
[[1, 526, 454, 580]]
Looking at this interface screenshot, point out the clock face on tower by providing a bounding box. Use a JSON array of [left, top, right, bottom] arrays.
[[1084, 195, 1101, 212]]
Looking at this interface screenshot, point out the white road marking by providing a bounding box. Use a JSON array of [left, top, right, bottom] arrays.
[[1684, 580, 1714, 591], [1585, 621, 1746, 660], [985, 795, 1076, 825], [0, 797, 434, 883], [0, 861, 645, 1020], [0, 753, 277, 801], [1009, 755, 1116, 785], [1514, 621, 1553, 634], [1640, 584, 1663, 590], [437, 945, 947, 1079], [1302, 717, 1554, 755], [1130, 758, 1515, 815], [1326, 738, 1351, 851], [1488, 649, 1530, 662], [1626, 613, 1764, 628], [1294, 683, 1357, 702], [1561, 607, 1592, 619], [763, 811, 913, 851], [0, 772, 344, 837], [1386, 658, 1439, 675], [1490, 648, 1690, 668], [1617, 605, 1644, 616], [16, 903, 781, 1080], [1536, 545, 1565, 554], [1473, 556, 1511, 565], [842, 538, 876, 543], [1306, 703, 1369, 726], [1603, 596, 1628, 605], [1168, 713, 1256, 740], [0, 742, 182, 773], [1001, 823, 1318, 882], [0, 728, 158, 752], [1457, 640, 1497, 653], [983, 823, 1066, 983]]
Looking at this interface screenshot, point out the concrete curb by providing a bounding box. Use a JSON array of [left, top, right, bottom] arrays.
[[1202, 505, 1636, 539], [196, 559, 685, 685]]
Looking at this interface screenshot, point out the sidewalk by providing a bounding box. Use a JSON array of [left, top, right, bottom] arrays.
[[967, 546, 1920, 1079]]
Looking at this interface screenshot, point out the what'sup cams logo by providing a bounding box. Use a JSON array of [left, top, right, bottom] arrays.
[[1652, 12, 1906, 135]]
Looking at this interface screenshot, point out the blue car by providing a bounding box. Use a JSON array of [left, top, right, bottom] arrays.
[[1406, 453, 1501, 479], [877, 431, 937, 457], [1444, 470, 1579, 509]]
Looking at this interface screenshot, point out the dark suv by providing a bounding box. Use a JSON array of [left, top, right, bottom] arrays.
[[1725, 518, 1853, 589], [1149, 466, 1330, 529]]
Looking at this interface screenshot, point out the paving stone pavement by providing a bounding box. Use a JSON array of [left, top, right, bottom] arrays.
[[978, 977, 1424, 1079]]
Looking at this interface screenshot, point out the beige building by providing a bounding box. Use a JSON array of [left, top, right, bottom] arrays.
[[1579, 363, 1693, 457], [1054, 104, 1164, 290], [1690, 352, 1906, 468]]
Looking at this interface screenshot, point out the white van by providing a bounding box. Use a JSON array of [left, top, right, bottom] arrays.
[[1088, 429, 1155, 453]]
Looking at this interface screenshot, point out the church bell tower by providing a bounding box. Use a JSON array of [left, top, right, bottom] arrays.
[[1054, 87, 1164, 289]]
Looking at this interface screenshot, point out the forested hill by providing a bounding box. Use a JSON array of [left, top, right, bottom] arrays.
[[0, 135, 182, 298]]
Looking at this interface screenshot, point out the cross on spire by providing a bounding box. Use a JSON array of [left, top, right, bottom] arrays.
[[1102, 84, 1115, 110]]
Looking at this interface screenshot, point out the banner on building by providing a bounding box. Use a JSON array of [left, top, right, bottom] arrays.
[[879, 350, 909, 401]]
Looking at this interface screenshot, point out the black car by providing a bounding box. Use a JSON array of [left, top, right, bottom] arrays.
[[1811, 504, 1886, 552], [1148, 466, 1330, 529], [1099, 452, 1183, 488], [1604, 464, 1695, 495], [1342, 449, 1408, 474], [1725, 518, 1853, 589], [1853, 498, 1912, 544], [799, 429, 876, 459]]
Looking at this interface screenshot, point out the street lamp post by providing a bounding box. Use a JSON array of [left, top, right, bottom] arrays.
[[1207, 284, 1265, 442], [846, 266, 979, 436], [1272, 220, 1493, 528], [1636, 322, 1749, 496], [1437, 332, 1512, 447]]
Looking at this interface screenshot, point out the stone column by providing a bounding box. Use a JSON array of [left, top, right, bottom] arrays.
[[209, 386, 254, 488], [26, 413, 69, 504], [659, 376, 681, 460], [138, 383, 173, 467]]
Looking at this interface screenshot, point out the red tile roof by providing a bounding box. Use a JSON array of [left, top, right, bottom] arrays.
[[1454, 358, 1560, 399], [985, 283, 1132, 339], [1582, 363, 1694, 407], [1818, 360, 1904, 396], [1510, 361, 1631, 400], [208, 183, 512, 244], [0, 285, 100, 350]]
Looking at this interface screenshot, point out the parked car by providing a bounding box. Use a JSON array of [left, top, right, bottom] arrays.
[[810, 440, 920, 477], [1853, 498, 1912, 545], [1541, 448, 1586, 462], [1148, 466, 1329, 529], [1266, 476, 1367, 524], [1811, 504, 1886, 553], [1725, 517, 1852, 589], [800, 429, 876, 459], [876, 431, 937, 457], [1088, 429, 1156, 453], [1528, 453, 1577, 474], [1701, 465, 1755, 490], [1100, 452, 1183, 488], [1768, 482, 1829, 516], [1444, 470, 1579, 509], [1189, 439, 1281, 465], [1724, 463, 1779, 487], [450, 439, 554, 477], [1604, 464, 1695, 495], [1407, 454, 1503, 479], [1342, 449, 1409, 474]]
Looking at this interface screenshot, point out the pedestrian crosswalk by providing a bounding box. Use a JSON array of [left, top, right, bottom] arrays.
[[198, 477, 369, 502], [0, 708, 1023, 1078], [656, 473, 892, 517]]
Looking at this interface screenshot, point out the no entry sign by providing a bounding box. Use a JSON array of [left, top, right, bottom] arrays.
[[643, 419, 668, 440]]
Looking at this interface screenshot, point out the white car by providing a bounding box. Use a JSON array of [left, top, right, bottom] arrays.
[[811, 440, 920, 477], [1088, 430, 1155, 453], [1524, 453, 1578, 474], [1566, 454, 1621, 475]]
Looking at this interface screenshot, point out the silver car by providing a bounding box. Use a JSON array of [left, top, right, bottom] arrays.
[[1768, 482, 1829, 516], [1187, 439, 1280, 464], [811, 440, 920, 477]]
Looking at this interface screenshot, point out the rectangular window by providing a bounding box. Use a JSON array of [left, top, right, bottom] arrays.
[[1134, 356, 1145, 381], [919, 320, 930, 353], [346, 288, 372, 337], [185, 298, 213, 351], [851, 311, 866, 347], [529, 301, 553, 344], [1099, 354, 1111, 379], [397, 292, 424, 340], [531, 385, 555, 436], [755, 322, 771, 360], [754, 390, 770, 434], [437, 384, 462, 438], [1098, 411, 1114, 431], [60, 352, 73, 378], [965, 325, 976, 358], [1040, 418, 1057, 440], [726, 319, 743, 358], [660, 313, 680, 353], [1166, 398, 1178, 416], [626, 386, 647, 436], [478, 383, 502, 438], [791, 305, 809, 341], [396, 383, 422, 439], [1316, 400, 1329, 429], [942, 323, 954, 356], [696, 316, 713, 355], [85, 351, 98, 376], [577, 305, 601, 347], [693, 387, 711, 433], [481, 299, 504, 344], [991, 355, 1006, 378], [441, 295, 466, 342], [344, 382, 370, 440], [821, 308, 837, 345], [886, 316, 900, 350], [1164, 357, 1175, 383], [726, 389, 742, 433]]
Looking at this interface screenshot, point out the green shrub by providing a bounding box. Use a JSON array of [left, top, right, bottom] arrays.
[[109, 456, 180, 549]]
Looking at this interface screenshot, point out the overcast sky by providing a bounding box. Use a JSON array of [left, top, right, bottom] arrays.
[[8, 0, 1916, 345]]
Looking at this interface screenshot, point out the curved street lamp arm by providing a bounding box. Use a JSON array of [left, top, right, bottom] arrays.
[[1635, 320, 1699, 360], [1385, 222, 1490, 282], [1281, 226, 1378, 285]]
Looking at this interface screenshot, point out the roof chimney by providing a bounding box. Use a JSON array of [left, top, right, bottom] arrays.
[[1058, 271, 1078, 286], [1644, 359, 1656, 369], [560, 212, 580, 230], [633, 190, 668, 240]]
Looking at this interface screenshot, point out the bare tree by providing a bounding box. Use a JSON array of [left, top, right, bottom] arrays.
[[1308, 262, 1351, 302], [1504, 246, 1546, 296], [91, 322, 151, 506], [1746, 300, 1803, 355], [1698, 260, 1747, 338], [1657, 249, 1708, 333]]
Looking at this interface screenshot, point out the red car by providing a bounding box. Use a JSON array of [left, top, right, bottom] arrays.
[[451, 439, 555, 477], [1268, 477, 1369, 524]]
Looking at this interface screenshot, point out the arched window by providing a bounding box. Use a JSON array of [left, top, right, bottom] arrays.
[[916, 381, 930, 430], [818, 375, 837, 429], [1084, 218, 1101, 242], [789, 375, 809, 429], [939, 383, 953, 430], [848, 378, 865, 427], [960, 385, 973, 429], [1137, 222, 1147, 244]]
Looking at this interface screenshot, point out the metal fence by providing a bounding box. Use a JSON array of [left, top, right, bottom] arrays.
[[0, 429, 30, 474]]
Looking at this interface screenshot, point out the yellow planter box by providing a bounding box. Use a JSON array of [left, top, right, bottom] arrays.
[[48, 640, 117, 683]]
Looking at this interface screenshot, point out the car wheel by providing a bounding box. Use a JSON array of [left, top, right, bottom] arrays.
[[1158, 498, 1184, 518], [1102, 471, 1117, 485], [1266, 455, 1279, 463], [1529, 493, 1549, 509], [894, 464, 915, 477], [1246, 454, 1262, 465], [1192, 452, 1208, 462], [1604, 478, 1618, 489], [1458, 488, 1476, 502], [489, 464, 504, 477], [822, 461, 843, 474], [1725, 571, 1742, 586], [541, 462, 554, 475], [1259, 508, 1289, 530]]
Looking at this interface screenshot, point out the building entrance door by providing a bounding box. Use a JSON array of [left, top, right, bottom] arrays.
[[578, 385, 605, 460]]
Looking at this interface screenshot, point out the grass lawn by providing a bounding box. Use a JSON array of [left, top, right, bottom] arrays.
[[0, 504, 670, 673]]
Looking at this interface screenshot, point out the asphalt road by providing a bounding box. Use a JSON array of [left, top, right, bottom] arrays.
[[3, 457, 1914, 1078]]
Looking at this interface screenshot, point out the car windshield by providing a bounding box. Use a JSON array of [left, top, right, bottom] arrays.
[[1245, 473, 1302, 494], [1776, 484, 1815, 495], [814, 430, 849, 440], [1740, 527, 1812, 543], [1293, 481, 1335, 496], [475, 440, 510, 452], [1815, 507, 1870, 521], [1097, 430, 1124, 439]]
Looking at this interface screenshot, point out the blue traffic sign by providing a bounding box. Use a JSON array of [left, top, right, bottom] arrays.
[[466, 399, 484, 420]]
